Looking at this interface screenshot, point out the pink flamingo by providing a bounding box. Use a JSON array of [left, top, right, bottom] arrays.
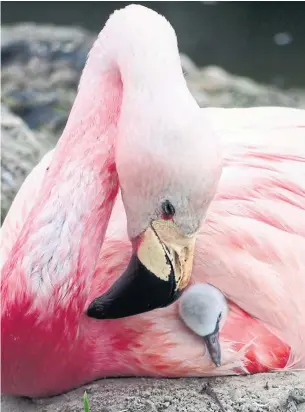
[[1, 5, 305, 398]]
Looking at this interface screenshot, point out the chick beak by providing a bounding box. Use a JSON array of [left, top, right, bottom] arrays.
[[204, 323, 221, 367], [87, 220, 196, 319]]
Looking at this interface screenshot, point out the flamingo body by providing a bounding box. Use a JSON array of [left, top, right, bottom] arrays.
[[1, 5, 305, 398], [2, 106, 305, 396]]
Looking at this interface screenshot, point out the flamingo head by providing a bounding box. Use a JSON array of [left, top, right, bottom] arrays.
[[179, 284, 228, 367], [87, 90, 222, 319]]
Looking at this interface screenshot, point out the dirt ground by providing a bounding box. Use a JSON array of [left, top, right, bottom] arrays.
[[2, 371, 305, 412]]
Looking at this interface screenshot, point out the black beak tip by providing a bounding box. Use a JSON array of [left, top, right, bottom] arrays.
[[208, 350, 221, 368], [86, 298, 107, 319], [86, 253, 182, 320]]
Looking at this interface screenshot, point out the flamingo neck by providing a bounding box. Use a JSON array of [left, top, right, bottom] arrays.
[[2, 5, 186, 314], [1, 6, 203, 396], [2, 72, 121, 313]]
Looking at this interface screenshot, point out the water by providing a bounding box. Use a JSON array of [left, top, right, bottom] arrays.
[[2, 1, 305, 88]]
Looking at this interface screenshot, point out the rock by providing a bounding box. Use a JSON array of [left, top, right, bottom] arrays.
[[0, 24, 95, 221], [1, 24, 94, 139], [1, 24, 305, 139], [2, 372, 305, 412], [1, 104, 52, 223], [185, 65, 305, 109]]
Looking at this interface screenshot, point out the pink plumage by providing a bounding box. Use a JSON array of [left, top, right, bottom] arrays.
[[1, 5, 305, 397]]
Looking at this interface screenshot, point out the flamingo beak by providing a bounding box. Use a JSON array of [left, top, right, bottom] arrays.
[[204, 321, 221, 367], [87, 220, 196, 319]]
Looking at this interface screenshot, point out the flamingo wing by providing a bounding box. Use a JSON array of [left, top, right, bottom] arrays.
[[192, 107, 305, 370]]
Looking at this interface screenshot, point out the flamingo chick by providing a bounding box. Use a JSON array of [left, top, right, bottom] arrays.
[[179, 284, 228, 367]]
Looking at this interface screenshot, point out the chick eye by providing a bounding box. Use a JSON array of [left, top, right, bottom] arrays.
[[161, 200, 175, 220]]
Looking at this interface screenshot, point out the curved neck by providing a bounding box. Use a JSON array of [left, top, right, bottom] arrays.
[[2, 6, 185, 315]]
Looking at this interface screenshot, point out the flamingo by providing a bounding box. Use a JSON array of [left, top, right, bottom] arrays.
[[1, 4, 305, 398]]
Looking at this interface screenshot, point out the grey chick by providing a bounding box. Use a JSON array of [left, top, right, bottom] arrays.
[[179, 283, 228, 367]]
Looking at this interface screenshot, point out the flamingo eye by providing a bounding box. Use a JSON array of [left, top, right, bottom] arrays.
[[161, 200, 175, 220]]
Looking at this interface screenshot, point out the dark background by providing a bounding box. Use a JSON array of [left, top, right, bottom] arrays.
[[2, 1, 305, 88]]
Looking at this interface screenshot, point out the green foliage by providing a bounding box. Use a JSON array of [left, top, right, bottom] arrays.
[[83, 391, 91, 412]]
